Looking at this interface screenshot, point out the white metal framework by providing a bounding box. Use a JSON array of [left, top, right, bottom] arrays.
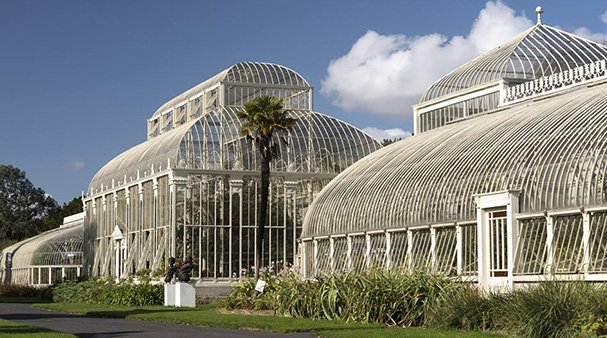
[[83, 62, 381, 281], [302, 15, 607, 290], [0, 213, 84, 285], [413, 22, 607, 134]]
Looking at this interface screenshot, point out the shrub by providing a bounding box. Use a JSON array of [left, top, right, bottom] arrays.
[[0, 283, 43, 297], [573, 314, 607, 337], [105, 282, 163, 306], [51, 278, 162, 306], [224, 264, 296, 311]]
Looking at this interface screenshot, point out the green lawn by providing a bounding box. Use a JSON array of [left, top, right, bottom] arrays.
[[316, 328, 509, 338], [35, 302, 508, 337], [0, 318, 75, 338]]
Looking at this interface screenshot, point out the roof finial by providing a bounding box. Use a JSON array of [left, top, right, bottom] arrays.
[[536, 6, 544, 25]]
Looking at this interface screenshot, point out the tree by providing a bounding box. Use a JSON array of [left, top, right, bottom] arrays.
[[381, 137, 404, 146], [237, 96, 298, 279], [0, 165, 58, 249], [44, 196, 84, 229]]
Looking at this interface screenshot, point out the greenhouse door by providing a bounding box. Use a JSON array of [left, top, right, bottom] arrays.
[[114, 240, 124, 278], [474, 190, 519, 292], [111, 225, 125, 279], [488, 210, 508, 281]]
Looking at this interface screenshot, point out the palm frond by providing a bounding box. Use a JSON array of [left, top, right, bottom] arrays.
[[237, 95, 299, 154]]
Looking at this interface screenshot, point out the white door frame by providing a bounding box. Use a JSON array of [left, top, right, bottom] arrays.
[[474, 190, 520, 292], [111, 225, 125, 279]]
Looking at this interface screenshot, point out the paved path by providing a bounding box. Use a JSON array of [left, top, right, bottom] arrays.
[[0, 303, 312, 338]]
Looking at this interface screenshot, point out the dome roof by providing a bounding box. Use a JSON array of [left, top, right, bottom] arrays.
[[303, 81, 607, 238], [151, 62, 310, 120], [89, 108, 381, 195], [420, 24, 607, 104]]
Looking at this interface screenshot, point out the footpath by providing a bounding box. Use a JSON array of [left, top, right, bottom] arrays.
[[0, 303, 312, 338]]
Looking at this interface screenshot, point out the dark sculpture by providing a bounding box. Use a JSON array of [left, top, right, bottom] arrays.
[[164, 257, 177, 283], [178, 255, 194, 282]]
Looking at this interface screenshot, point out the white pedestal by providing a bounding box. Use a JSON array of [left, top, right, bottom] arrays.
[[164, 284, 175, 306], [174, 282, 196, 307]]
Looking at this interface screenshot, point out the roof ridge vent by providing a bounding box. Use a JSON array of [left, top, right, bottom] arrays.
[[536, 6, 544, 25]]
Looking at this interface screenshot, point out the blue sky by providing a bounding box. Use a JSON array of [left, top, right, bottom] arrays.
[[2, 0, 607, 204]]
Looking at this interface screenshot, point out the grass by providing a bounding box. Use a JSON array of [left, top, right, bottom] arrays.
[[0, 318, 75, 338], [36, 302, 379, 332], [316, 327, 509, 338], [34, 302, 507, 337]]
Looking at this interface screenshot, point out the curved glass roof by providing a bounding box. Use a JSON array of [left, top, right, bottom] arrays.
[[420, 24, 607, 103], [151, 62, 310, 120], [303, 81, 607, 238], [0, 221, 83, 271], [89, 108, 381, 195]]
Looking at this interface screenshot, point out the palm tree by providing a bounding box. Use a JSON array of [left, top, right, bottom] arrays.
[[237, 95, 298, 279]]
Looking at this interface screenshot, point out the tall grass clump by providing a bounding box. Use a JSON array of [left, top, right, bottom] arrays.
[[282, 270, 457, 326], [499, 281, 596, 338], [427, 283, 500, 331], [227, 268, 457, 326], [430, 280, 607, 338]]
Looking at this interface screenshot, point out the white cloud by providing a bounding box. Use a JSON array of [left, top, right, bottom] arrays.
[[67, 160, 85, 171], [572, 27, 607, 44], [321, 1, 533, 117], [363, 127, 411, 141], [568, 9, 607, 44]]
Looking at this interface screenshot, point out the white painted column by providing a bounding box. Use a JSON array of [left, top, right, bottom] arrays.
[[583, 211, 591, 276], [113, 192, 120, 277], [430, 227, 437, 272], [456, 224, 463, 276], [347, 236, 352, 271], [506, 193, 519, 286], [229, 179, 243, 278], [169, 176, 176, 257], [365, 233, 371, 269], [407, 230, 413, 272], [301, 241, 307, 277], [137, 183, 144, 266], [284, 181, 297, 266], [385, 232, 392, 270], [82, 200, 90, 277], [152, 177, 159, 265], [329, 237, 335, 272], [102, 195, 108, 276], [545, 214, 554, 274], [313, 239, 318, 276]]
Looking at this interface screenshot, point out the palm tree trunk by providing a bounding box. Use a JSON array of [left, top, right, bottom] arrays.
[[256, 157, 270, 279]]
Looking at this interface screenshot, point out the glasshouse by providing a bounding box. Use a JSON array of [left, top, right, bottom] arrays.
[[83, 62, 381, 281], [0, 213, 84, 285], [302, 11, 607, 290]]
